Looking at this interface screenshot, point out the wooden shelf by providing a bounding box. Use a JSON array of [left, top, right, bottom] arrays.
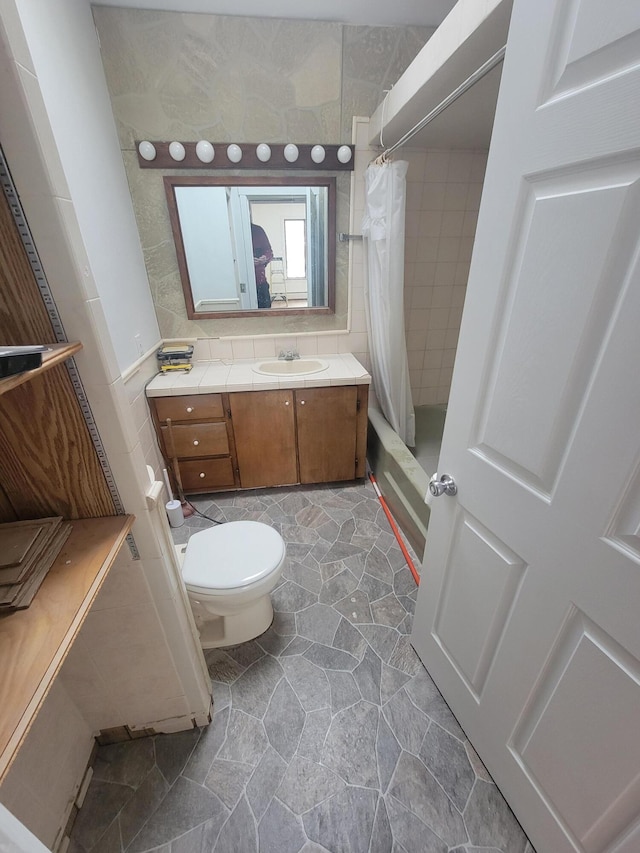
[[0, 342, 82, 397], [0, 514, 135, 782]]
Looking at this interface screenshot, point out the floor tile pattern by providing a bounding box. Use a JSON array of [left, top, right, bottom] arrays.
[[69, 482, 535, 853]]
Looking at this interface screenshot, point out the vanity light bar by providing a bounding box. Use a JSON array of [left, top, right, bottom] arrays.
[[136, 141, 355, 171]]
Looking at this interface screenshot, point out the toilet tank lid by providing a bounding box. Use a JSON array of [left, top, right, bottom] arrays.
[[182, 520, 286, 590]]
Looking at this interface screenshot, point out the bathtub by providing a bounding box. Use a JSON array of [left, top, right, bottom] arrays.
[[367, 405, 446, 560]]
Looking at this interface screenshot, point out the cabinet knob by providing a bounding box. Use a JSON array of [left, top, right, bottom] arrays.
[[199, 472, 206, 478], [193, 440, 199, 446], [186, 406, 194, 413], [285, 400, 290, 406], [300, 400, 305, 405]]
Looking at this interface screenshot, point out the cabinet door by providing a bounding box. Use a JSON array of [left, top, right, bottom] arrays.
[[230, 390, 297, 488], [296, 386, 358, 484]]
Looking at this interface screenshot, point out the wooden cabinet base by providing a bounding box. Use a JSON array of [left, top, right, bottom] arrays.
[[149, 384, 368, 494]]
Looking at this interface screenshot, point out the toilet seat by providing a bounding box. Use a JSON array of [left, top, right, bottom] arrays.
[[182, 520, 286, 595]]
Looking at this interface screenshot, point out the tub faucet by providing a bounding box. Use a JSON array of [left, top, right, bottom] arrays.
[[279, 349, 300, 361]]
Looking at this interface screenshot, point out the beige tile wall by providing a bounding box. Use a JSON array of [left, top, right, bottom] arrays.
[[403, 147, 487, 405], [93, 7, 432, 340]]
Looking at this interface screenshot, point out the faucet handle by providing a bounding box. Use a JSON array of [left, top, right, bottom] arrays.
[[279, 349, 300, 361]]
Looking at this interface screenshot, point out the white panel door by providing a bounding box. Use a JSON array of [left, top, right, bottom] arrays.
[[411, 2, 640, 852]]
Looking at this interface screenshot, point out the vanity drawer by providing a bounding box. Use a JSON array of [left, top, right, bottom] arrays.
[[180, 458, 235, 491], [160, 422, 229, 457], [154, 394, 223, 422]]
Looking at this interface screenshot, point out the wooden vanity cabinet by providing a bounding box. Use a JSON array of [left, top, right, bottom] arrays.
[[151, 393, 238, 492], [150, 384, 368, 493]]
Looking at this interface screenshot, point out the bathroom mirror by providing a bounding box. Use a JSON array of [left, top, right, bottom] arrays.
[[164, 176, 336, 319]]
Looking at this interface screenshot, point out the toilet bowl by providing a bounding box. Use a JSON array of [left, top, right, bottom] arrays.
[[177, 520, 286, 649]]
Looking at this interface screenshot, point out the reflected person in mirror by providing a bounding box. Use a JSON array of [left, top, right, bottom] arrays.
[[251, 222, 273, 309]]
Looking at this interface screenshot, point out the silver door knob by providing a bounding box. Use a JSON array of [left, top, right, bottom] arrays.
[[429, 473, 457, 497]]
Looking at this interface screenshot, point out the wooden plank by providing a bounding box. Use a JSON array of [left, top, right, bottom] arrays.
[[0, 343, 82, 397], [0, 515, 134, 782], [0, 189, 57, 345], [0, 365, 116, 519], [0, 484, 17, 524]]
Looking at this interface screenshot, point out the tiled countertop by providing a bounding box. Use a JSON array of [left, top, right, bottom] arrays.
[[146, 353, 371, 397]]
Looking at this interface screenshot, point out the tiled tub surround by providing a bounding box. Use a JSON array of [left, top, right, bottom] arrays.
[[145, 353, 371, 397], [403, 147, 488, 407], [69, 482, 534, 853]]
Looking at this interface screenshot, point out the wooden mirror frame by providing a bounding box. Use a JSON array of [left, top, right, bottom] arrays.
[[164, 175, 337, 320]]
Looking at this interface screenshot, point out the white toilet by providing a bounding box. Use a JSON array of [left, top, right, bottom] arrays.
[[177, 520, 286, 649]]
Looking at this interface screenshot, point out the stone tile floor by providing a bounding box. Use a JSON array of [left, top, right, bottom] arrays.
[[69, 481, 535, 853]]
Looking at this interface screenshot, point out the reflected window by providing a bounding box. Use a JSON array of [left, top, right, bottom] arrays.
[[284, 219, 306, 279]]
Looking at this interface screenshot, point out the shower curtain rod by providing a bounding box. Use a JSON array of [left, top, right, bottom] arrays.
[[381, 45, 507, 158]]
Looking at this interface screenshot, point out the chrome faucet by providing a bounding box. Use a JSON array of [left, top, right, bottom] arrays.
[[279, 349, 300, 361]]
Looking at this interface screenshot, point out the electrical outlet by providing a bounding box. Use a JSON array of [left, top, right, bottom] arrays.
[[134, 333, 144, 357]]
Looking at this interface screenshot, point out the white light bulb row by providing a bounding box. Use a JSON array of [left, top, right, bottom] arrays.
[[138, 141, 353, 165]]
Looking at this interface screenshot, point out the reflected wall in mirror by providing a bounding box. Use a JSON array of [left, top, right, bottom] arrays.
[[164, 176, 336, 319]]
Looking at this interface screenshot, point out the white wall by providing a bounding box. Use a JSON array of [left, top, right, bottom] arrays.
[[3, 0, 160, 372], [0, 681, 94, 850], [252, 201, 309, 299], [177, 186, 238, 308]]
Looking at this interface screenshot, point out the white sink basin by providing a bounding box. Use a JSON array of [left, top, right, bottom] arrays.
[[253, 358, 329, 376]]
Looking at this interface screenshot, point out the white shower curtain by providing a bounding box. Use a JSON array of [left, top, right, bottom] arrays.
[[362, 159, 415, 447]]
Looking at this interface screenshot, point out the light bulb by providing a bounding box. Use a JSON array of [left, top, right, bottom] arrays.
[[311, 145, 326, 164], [169, 141, 186, 161], [256, 143, 271, 163], [337, 145, 352, 164], [227, 144, 243, 163], [195, 140, 215, 163], [284, 143, 299, 163], [138, 141, 156, 161]]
